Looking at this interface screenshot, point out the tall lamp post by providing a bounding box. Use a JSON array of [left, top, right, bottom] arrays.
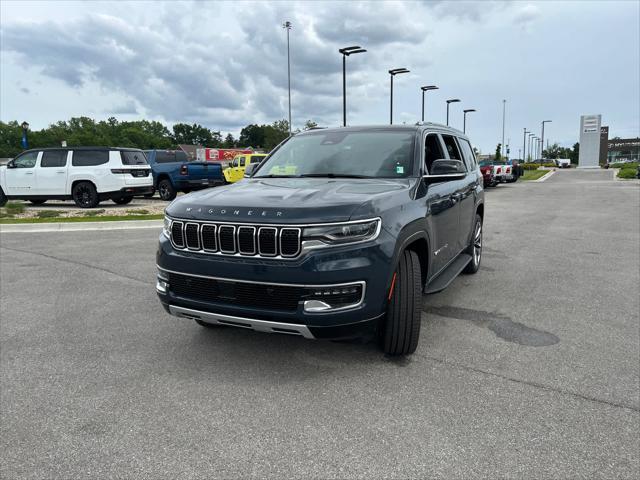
[[501, 99, 507, 157], [541, 120, 552, 161], [21, 121, 29, 149], [523, 128, 529, 162], [532, 136, 538, 161], [420, 85, 438, 122], [463, 109, 476, 134], [528, 133, 535, 161], [389, 68, 410, 124], [282, 21, 293, 135], [339, 46, 367, 127], [446, 99, 460, 126]]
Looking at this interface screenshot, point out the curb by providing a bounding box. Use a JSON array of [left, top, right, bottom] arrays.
[[0, 219, 163, 233], [534, 170, 556, 182]]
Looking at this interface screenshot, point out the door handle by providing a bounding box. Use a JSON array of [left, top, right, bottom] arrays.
[[56, 171, 65, 174], [25, 171, 34, 175]]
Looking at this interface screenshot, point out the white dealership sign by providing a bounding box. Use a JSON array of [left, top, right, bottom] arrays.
[[578, 114, 602, 169]]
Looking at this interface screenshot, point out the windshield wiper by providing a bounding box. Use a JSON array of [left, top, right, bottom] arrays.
[[298, 173, 372, 179]]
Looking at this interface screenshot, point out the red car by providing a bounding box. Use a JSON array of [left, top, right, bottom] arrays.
[[479, 160, 497, 187]]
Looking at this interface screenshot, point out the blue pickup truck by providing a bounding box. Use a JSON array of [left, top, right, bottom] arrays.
[[144, 150, 225, 200]]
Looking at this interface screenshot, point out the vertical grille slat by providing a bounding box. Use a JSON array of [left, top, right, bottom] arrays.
[[280, 228, 301, 257], [171, 221, 184, 248], [258, 227, 278, 256], [219, 225, 236, 253], [185, 223, 200, 250], [201, 224, 217, 251], [238, 226, 256, 255]]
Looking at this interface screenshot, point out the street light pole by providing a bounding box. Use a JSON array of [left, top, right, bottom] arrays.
[[388, 68, 410, 124], [523, 128, 529, 162], [339, 46, 367, 127], [541, 120, 552, 161], [528, 133, 535, 161], [282, 21, 293, 135], [20, 121, 29, 149], [420, 85, 438, 122], [463, 109, 476, 134], [501, 99, 506, 158], [446, 99, 461, 126]]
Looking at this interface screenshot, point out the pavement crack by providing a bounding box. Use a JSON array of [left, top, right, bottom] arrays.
[[417, 354, 640, 413], [0, 246, 150, 286]]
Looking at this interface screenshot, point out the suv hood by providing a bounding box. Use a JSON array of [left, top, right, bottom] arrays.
[[165, 177, 412, 223]]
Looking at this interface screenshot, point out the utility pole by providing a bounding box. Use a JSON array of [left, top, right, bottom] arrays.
[[282, 21, 292, 135], [446, 99, 461, 126], [501, 99, 506, 157]]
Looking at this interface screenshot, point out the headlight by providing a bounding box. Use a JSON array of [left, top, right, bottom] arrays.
[[163, 216, 172, 239], [302, 219, 380, 245]]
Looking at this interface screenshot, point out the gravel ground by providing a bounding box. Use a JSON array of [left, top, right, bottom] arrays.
[[1, 169, 638, 479]]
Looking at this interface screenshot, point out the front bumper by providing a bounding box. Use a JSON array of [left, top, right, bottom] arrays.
[[156, 229, 396, 338]]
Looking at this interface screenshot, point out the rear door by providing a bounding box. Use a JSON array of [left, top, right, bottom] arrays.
[[37, 150, 69, 195], [424, 133, 460, 274], [4, 151, 39, 195]]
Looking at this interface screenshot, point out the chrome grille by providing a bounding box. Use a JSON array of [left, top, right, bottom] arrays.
[[169, 220, 303, 259]]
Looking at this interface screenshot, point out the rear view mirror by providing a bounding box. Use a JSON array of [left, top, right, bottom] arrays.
[[431, 159, 465, 175], [424, 159, 466, 184]]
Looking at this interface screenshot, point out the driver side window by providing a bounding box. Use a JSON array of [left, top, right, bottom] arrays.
[[424, 134, 444, 174], [239, 156, 246, 167], [13, 151, 38, 168], [232, 158, 239, 167]]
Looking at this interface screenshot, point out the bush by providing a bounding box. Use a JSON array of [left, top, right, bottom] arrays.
[[542, 162, 557, 168], [610, 161, 638, 169], [5, 202, 25, 214], [0, 211, 14, 219], [617, 168, 638, 179], [522, 163, 540, 170], [36, 210, 62, 218]]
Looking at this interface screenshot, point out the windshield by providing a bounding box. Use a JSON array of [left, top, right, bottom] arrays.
[[254, 130, 416, 178]]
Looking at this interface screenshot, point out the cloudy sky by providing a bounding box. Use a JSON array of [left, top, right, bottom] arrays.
[[1, 0, 638, 154]]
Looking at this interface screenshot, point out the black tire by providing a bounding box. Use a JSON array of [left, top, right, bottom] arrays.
[[463, 214, 483, 274], [380, 249, 422, 356], [158, 179, 176, 201], [72, 181, 99, 208], [0, 188, 6, 207], [29, 199, 47, 205], [112, 196, 133, 205], [194, 319, 222, 328]]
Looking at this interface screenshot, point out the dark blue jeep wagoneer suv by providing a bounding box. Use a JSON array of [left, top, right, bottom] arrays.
[[156, 125, 484, 355]]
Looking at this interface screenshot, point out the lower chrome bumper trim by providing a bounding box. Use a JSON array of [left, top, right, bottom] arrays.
[[168, 305, 315, 339]]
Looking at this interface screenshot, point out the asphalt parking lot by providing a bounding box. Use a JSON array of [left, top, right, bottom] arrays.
[[1, 169, 638, 478]]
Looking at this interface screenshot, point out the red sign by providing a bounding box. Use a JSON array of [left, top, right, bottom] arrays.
[[202, 148, 253, 162]]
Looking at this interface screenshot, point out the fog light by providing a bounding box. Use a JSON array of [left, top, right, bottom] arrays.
[[303, 283, 364, 312], [156, 279, 168, 293]]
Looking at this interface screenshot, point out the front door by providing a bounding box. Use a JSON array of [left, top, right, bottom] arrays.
[[424, 133, 460, 274], [5, 151, 39, 196], [37, 150, 69, 195], [455, 137, 481, 249]]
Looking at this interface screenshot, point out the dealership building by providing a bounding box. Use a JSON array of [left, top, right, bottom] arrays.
[[607, 137, 640, 163]]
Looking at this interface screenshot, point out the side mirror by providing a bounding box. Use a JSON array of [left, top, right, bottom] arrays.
[[424, 159, 466, 183], [244, 162, 259, 177], [6, 160, 15, 169]]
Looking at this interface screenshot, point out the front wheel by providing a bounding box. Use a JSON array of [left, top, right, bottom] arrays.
[[158, 179, 176, 201], [0, 188, 6, 207], [380, 249, 422, 356], [463, 214, 483, 274], [112, 196, 133, 205], [72, 181, 99, 208]]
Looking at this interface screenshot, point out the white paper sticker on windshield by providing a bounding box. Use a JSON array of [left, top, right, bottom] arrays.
[[396, 165, 404, 174]]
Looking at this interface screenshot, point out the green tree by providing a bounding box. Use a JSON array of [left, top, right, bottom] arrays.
[[223, 133, 237, 148], [303, 120, 318, 130], [570, 142, 580, 164], [495, 143, 502, 161]]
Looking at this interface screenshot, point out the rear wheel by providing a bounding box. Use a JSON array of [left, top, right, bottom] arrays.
[[112, 196, 133, 205], [72, 181, 99, 208], [158, 179, 176, 201], [380, 249, 422, 356], [463, 214, 483, 274], [0, 188, 6, 207], [29, 199, 47, 205]]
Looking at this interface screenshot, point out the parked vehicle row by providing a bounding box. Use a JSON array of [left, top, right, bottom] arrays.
[[0, 147, 153, 208], [478, 159, 521, 188]]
